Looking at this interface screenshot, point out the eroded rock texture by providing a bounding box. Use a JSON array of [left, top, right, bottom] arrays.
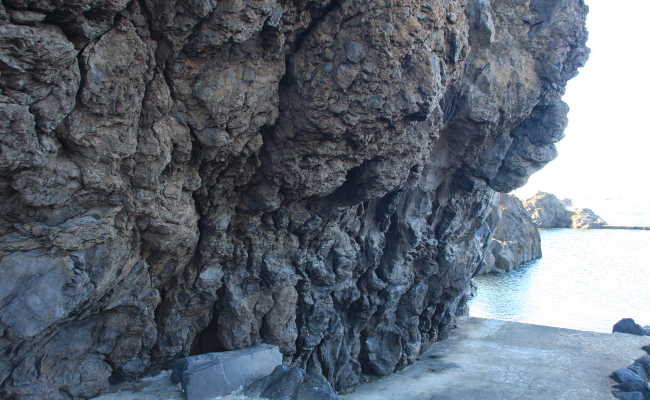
[[0, 0, 588, 398]]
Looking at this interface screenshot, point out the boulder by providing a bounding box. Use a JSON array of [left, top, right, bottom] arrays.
[[173, 345, 282, 400], [611, 368, 647, 392], [478, 194, 542, 274], [244, 366, 340, 400], [613, 319, 650, 336]]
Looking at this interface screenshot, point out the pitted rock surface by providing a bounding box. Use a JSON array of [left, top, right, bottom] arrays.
[[0, 0, 588, 398]]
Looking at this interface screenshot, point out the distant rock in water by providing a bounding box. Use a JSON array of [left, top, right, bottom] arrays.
[[571, 208, 607, 229], [478, 194, 542, 274], [524, 192, 573, 228], [523, 192, 607, 229]]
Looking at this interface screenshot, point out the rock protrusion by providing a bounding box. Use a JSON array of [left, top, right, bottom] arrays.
[[479, 194, 542, 274], [523, 192, 573, 228], [0, 0, 589, 398]]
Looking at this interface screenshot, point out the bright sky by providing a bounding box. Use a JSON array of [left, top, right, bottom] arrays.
[[516, 1, 650, 203]]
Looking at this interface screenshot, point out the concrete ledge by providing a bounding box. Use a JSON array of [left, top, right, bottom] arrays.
[[344, 317, 650, 400]]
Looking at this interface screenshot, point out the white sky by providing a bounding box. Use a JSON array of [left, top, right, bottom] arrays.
[[516, 0, 650, 202]]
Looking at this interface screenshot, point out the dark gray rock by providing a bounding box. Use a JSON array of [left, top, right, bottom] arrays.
[[613, 319, 650, 336], [635, 356, 650, 372], [611, 368, 647, 392], [178, 345, 282, 400], [478, 194, 542, 274], [296, 375, 340, 400], [170, 344, 281, 385], [0, 0, 589, 398], [260, 367, 305, 400], [615, 392, 646, 400], [245, 366, 341, 400]]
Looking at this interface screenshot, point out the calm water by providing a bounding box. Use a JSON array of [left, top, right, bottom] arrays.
[[470, 229, 650, 333]]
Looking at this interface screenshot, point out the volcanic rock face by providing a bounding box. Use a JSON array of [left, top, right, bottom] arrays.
[[0, 1, 588, 398], [479, 194, 541, 274]]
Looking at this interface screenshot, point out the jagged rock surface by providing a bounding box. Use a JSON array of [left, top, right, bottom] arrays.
[[524, 191, 573, 228], [478, 194, 541, 274], [0, 0, 588, 398]]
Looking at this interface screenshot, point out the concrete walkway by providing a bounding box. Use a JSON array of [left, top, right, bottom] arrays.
[[344, 317, 650, 400]]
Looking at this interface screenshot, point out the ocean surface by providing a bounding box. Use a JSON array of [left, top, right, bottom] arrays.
[[469, 228, 650, 333]]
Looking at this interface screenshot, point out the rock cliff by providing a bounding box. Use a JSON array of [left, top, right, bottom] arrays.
[[0, 0, 588, 398], [524, 192, 608, 229], [524, 191, 573, 228], [479, 194, 541, 274]]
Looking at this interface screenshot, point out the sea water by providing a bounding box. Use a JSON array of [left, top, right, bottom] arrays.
[[469, 228, 650, 333]]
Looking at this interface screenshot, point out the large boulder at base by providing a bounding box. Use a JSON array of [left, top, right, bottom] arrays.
[[0, 0, 588, 398], [523, 192, 573, 228], [478, 194, 542, 274], [571, 208, 607, 229], [167, 344, 282, 400]]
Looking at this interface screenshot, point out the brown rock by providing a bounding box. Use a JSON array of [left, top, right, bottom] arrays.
[[0, 0, 589, 398]]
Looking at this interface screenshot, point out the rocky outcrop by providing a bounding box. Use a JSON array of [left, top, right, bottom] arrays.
[[523, 191, 573, 228], [523, 192, 608, 229], [571, 208, 607, 229], [0, 0, 588, 398], [479, 194, 542, 274]]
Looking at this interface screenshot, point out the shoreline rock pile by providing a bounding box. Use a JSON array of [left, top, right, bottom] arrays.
[[610, 319, 650, 400]]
